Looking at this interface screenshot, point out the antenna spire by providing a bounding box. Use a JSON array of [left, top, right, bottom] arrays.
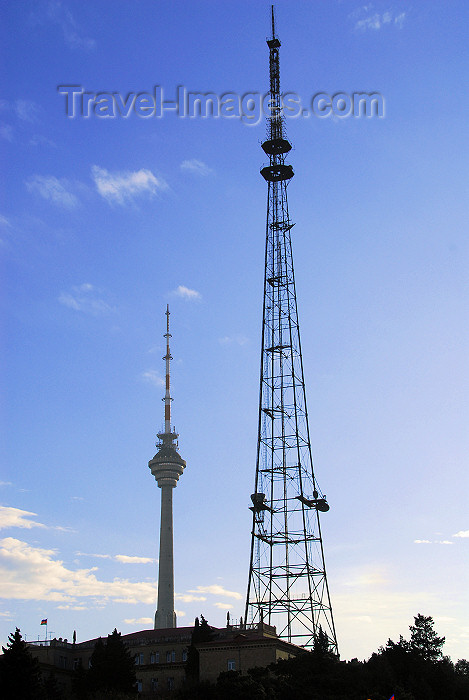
[[271, 5, 276, 39], [163, 304, 172, 435]]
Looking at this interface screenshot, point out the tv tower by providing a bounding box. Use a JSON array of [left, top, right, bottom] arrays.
[[149, 305, 186, 629], [244, 8, 338, 653]]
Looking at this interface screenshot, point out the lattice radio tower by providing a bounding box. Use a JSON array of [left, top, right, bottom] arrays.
[[244, 7, 338, 653]]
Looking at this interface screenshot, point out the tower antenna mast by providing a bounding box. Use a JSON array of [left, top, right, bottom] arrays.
[[244, 6, 338, 653], [149, 306, 186, 629], [163, 304, 172, 435]]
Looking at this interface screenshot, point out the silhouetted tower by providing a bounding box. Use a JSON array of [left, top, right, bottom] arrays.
[[245, 8, 338, 653], [149, 306, 186, 629]]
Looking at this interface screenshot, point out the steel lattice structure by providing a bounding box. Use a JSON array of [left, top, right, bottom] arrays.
[[244, 8, 338, 653]]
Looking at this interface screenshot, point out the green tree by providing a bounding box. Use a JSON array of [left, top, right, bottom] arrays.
[[71, 658, 88, 699], [312, 625, 338, 664], [177, 612, 469, 700], [0, 627, 44, 700], [184, 617, 200, 683], [455, 659, 469, 676], [87, 637, 106, 693], [86, 630, 136, 697], [216, 670, 268, 700], [409, 614, 445, 663], [185, 615, 215, 683], [103, 629, 136, 695], [43, 669, 64, 700]]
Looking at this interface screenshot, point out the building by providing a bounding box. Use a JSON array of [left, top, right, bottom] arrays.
[[28, 621, 303, 697], [197, 624, 303, 684]]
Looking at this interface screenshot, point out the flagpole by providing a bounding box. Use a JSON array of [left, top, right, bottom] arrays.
[[41, 618, 48, 643]]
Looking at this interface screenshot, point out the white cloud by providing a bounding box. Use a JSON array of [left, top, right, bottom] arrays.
[[188, 584, 242, 600], [58, 283, 115, 316], [0, 506, 46, 531], [0, 99, 42, 131], [175, 593, 207, 603], [26, 175, 79, 208], [354, 9, 406, 32], [15, 100, 41, 123], [0, 123, 14, 142], [0, 537, 157, 604], [92, 166, 167, 205], [141, 370, 165, 388], [342, 568, 389, 587], [357, 13, 383, 31], [219, 334, 249, 346], [213, 602, 234, 610], [30, 134, 57, 148], [180, 159, 213, 176], [123, 617, 153, 625], [0, 480, 13, 487], [414, 539, 454, 545], [147, 345, 162, 355], [44, 2, 96, 51], [172, 285, 201, 301], [394, 12, 406, 29], [115, 555, 154, 565], [76, 552, 154, 564], [453, 530, 469, 538]]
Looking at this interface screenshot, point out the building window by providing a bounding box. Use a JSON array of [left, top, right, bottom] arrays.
[[150, 651, 159, 664], [182, 649, 188, 662], [227, 659, 236, 671], [166, 649, 176, 663], [137, 680, 142, 692], [151, 678, 158, 691], [134, 652, 144, 665], [167, 677, 174, 691]]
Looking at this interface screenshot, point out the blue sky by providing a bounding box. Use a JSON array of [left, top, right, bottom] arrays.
[[1, 0, 468, 661]]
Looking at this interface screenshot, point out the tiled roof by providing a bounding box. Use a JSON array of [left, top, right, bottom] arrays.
[[54, 623, 284, 650], [121, 627, 194, 642], [72, 627, 195, 649]]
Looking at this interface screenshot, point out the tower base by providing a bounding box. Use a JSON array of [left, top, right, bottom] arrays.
[[155, 609, 177, 630]]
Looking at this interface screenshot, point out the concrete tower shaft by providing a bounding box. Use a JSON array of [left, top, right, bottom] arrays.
[[149, 306, 186, 629]]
